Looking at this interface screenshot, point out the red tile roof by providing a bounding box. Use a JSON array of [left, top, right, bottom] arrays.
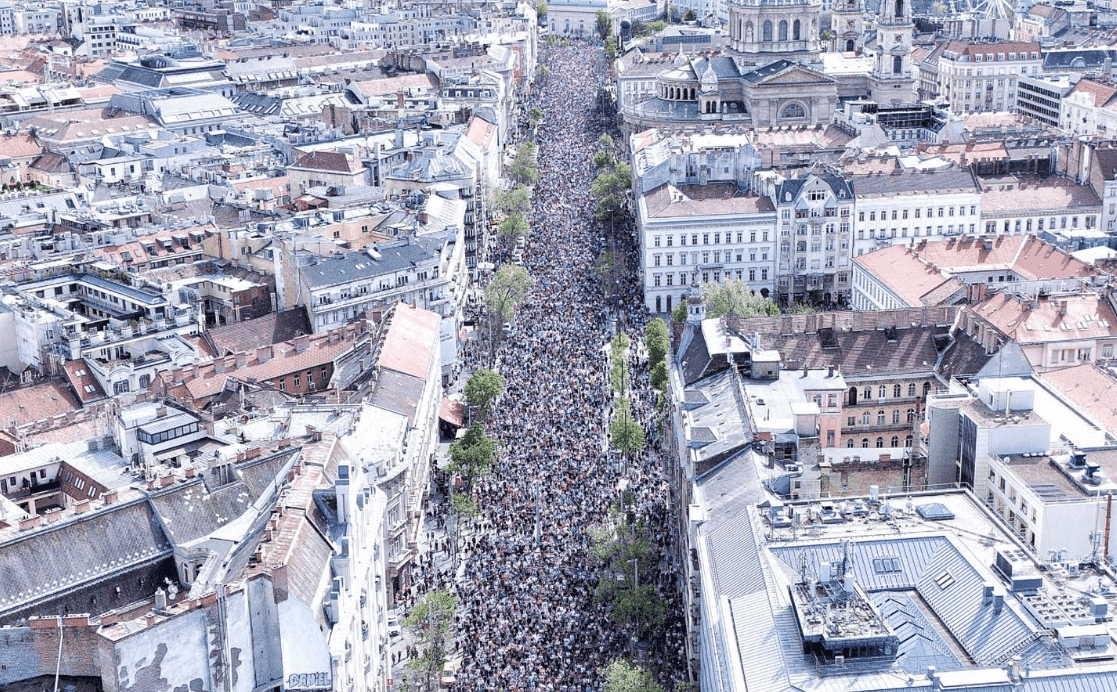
[[1041, 364, 1117, 436], [0, 379, 81, 427], [378, 303, 441, 379], [62, 359, 107, 404], [290, 150, 365, 175]]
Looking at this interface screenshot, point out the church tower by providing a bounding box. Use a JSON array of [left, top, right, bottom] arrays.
[[726, 0, 822, 67], [870, 0, 915, 104], [830, 0, 864, 54]]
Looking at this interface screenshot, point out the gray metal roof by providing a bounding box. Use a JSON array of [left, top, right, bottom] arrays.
[[139, 412, 200, 435], [300, 236, 442, 289]]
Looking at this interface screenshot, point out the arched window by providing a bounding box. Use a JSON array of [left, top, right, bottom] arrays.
[[793, 19, 801, 40], [862, 412, 871, 425], [893, 384, 901, 397], [876, 437, 884, 448], [863, 387, 872, 400], [877, 410, 886, 425], [797, 241, 807, 252], [893, 55, 903, 75], [892, 410, 901, 424], [878, 385, 887, 399], [895, 0, 903, 16], [907, 408, 916, 422], [781, 102, 805, 119], [923, 381, 932, 397], [908, 383, 917, 397], [905, 435, 913, 447], [762, 20, 773, 41], [862, 438, 870, 448], [847, 439, 855, 448], [564, 19, 570, 32], [891, 436, 899, 447], [848, 386, 858, 405], [778, 20, 788, 41], [846, 39, 855, 52]]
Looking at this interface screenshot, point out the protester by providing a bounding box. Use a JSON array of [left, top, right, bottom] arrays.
[[406, 42, 689, 692]]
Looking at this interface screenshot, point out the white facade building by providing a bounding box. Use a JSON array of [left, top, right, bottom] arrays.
[[851, 168, 982, 257]]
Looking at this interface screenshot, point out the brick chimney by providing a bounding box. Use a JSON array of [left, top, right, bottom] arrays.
[[19, 515, 42, 530], [74, 499, 91, 514], [293, 335, 310, 353], [103, 490, 118, 504], [257, 345, 273, 362]]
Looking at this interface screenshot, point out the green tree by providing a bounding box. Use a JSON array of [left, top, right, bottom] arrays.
[[683, 8, 696, 20], [602, 658, 664, 692], [599, 133, 615, 150], [448, 422, 497, 480], [536, 0, 547, 18], [643, 20, 667, 34], [508, 142, 540, 186], [645, 318, 668, 367], [596, 10, 613, 40], [609, 397, 645, 457], [789, 301, 816, 314], [594, 149, 616, 169], [449, 492, 477, 569], [671, 302, 687, 323], [529, 107, 542, 125], [403, 590, 457, 692], [592, 162, 632, 222], [463, 368, 506, 417], [498, 211, 530, 244], [702, 278, 780, 319], [605, 35, 618, 60], [650, 360, 668, 392], [591, 507, 664, 638], [493, 185, 531, 216], [486, 265, 534, 322]]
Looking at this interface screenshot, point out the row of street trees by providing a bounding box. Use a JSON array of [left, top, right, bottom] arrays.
[[400, 590, 457, 692]]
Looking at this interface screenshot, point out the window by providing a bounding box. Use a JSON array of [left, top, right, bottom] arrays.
[[908, 383, 916, 397], [862, 412, 871, 425], [893, 384, 901, 398], [877, 411, 886, 425], [863, 387, 872, 400], [892, 410, 901, 424], [876, 437, 884, 448], [872, 557, 902, 574], [294, 375, 301, 387], [778, 19, 788, 41], [878, 385, 887, 398], [848, 416, 856, 426], [862, 438, 870, 448], [762, 19, 772, 41], [891, 436, 899, 447], [781, 102, 805, 119]]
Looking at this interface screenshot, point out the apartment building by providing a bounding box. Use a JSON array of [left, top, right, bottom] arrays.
[[935, 40, 1041, 114]]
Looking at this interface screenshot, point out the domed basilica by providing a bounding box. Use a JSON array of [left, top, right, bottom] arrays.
[[622, 0, 915, 130]]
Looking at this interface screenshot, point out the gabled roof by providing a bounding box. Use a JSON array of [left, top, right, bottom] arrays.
[[291, 150, 365, 175], [205, 307, 311, 356], [378, 302, 440, 379]]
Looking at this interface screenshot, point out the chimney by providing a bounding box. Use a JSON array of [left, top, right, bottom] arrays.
[[154, 588, 167, 610], [293, 335, 309, 353], [257, 344, 273, 362], [19, 515, 42, 530], [214, 359, 227, 373], [828, 365, 835, 378], [927, 666, 941, 690], [156, 406, 167, 417], [993, 593, 1004, 614], [103, 490, 118, 504], [235, 354, 247, 369], [983, 584, 994, 607], [74, 499, 91, 514]]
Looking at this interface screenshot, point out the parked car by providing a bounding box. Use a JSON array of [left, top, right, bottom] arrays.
[[386, 617, 401, 637]]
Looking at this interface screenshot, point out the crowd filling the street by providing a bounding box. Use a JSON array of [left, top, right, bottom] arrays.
[[391, 41, 690, 692]]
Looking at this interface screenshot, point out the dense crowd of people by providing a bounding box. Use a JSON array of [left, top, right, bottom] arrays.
[[407, 42, 690, 691]]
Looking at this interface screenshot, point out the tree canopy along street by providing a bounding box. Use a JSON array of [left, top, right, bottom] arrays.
[[447, 42, 689, 692]]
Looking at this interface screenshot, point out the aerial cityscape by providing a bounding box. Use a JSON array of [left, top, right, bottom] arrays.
[[5, 0, 1117, 690]]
